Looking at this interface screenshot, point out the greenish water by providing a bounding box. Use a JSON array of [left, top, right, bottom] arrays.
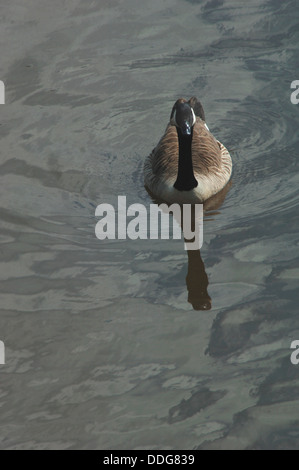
[[0, 0, 299, 450]]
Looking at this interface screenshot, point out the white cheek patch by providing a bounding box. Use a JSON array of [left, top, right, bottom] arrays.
[[191, 108, 196, 126], [171, 109, 177, 126]]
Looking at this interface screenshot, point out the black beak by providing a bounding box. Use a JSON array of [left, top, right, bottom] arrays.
[[180, 122, 192, 136]]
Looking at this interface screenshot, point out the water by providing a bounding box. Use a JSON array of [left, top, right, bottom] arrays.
[[0, 0, 299, 450]]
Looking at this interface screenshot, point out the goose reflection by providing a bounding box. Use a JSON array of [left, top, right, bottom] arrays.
[[145, 182, 232, 310]]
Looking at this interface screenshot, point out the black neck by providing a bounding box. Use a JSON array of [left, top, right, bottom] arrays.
[[174, 128, 198, 191]]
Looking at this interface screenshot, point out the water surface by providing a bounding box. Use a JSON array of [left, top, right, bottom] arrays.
[[0, 0, 299, 450]]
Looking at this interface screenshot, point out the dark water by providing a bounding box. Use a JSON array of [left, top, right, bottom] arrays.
[[0, 0, 299, 450]]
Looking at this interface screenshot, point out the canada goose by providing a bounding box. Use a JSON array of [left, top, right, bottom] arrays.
[[144, 97, 232, 203]]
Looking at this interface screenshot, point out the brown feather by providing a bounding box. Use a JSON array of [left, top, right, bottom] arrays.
[[144, 99, 232, 203]]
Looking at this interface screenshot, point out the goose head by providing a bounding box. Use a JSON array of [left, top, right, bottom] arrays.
[[170, 99, 197, 136]]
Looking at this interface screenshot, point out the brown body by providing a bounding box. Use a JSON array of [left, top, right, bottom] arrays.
[[144, 98, 232, 203]]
